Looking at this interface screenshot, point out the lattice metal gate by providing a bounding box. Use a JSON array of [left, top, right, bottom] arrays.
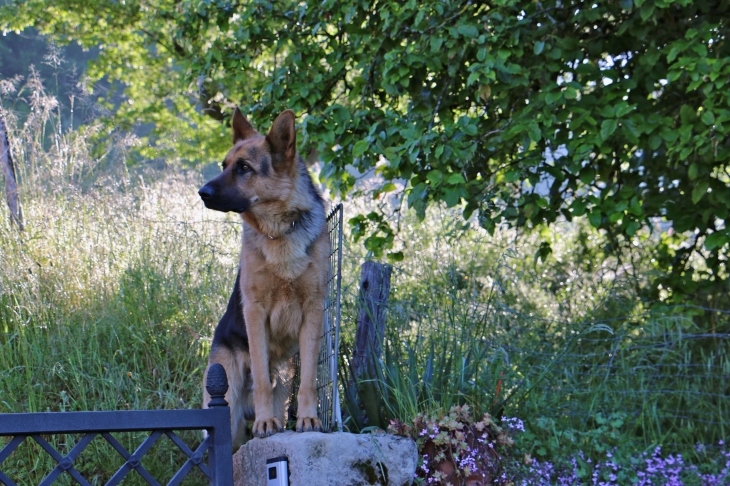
[[0, 364, 233, 485], [289, 203, 344, 432]]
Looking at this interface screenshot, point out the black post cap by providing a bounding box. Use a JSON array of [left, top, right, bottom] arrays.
[[206, 363, 229, 408]]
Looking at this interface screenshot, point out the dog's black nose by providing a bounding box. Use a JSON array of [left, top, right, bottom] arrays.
[[198, 185, 214, 200]]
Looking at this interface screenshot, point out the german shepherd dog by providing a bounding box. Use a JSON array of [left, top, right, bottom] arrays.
[[198, 108, 328, 448]]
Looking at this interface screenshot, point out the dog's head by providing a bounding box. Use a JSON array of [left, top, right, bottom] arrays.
[[198, 108, 298, 213]]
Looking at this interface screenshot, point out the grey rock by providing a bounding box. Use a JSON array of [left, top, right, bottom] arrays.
[[233, 431, 418, 486]]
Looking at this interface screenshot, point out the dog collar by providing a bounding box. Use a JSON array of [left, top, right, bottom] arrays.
[[267, 220, 296, 240]]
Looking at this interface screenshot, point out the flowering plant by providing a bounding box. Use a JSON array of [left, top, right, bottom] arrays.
[[388, 405, 522, 485], [519, 443, 730, 485]]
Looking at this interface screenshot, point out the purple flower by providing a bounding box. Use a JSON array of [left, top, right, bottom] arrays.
[[502, 416, 526, 432]]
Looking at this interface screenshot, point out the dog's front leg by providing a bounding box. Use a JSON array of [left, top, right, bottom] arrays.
[[296, 302, 324, 432], [245, 302, 283, 438]]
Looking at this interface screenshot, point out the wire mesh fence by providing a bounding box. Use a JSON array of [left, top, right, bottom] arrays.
[[288, 203, 343, 432]]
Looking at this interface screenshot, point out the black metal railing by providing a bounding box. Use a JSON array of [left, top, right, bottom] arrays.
[[0, 363, 233, 486]]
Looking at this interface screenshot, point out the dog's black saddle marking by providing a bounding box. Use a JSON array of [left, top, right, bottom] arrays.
[[212, 270, 249, 351]]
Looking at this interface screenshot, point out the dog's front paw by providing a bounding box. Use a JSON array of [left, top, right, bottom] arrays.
[[252, 417, 284, 438], [296, 416, 322, 433]]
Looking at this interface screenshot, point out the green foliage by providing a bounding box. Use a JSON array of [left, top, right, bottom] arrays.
[[0, 1, 230, 166], [523, 413, 629, 463], [3, 0, 729, 300]]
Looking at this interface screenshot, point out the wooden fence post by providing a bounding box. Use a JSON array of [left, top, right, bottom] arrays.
[[352, 261, 392, 427], [0, 114, 23, 230]]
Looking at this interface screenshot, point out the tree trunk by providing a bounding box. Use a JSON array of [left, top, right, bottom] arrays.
[[351, 261, 392, 427], [0, 115, 22, 230]]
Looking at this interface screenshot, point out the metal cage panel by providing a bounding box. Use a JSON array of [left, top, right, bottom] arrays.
[[289, 203, 343, 432]]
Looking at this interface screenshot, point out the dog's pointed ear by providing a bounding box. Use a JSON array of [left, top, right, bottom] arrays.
[[266, 110, 296, 165], [232, 107, 259, 144]]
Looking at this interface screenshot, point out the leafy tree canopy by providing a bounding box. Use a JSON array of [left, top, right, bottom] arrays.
[[2, 0, 729, 304]]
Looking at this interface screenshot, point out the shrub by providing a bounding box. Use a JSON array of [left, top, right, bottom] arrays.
[[388, 405, 521, 485]]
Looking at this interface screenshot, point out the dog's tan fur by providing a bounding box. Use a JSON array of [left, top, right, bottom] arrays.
[[199, 109, 328, 448]]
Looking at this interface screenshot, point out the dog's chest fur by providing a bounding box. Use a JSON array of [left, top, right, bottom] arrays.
[[239, 219, 328, 363]]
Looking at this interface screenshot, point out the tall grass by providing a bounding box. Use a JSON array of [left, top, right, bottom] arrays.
[[336, 201, 729, 464], [0, 75, 241, 483]]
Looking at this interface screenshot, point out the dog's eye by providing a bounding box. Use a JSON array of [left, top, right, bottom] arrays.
[[236, 159, 251, 175]]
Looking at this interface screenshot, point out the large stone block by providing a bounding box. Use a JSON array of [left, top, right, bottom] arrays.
[[233, 431, 418, 486]]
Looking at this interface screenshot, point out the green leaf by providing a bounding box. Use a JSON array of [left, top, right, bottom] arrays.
[[352, 140, 370, 158], [680, 104, 697, 124], [688, 163, 699, 180], [457, 24, 479, 38], [667, 46, 681, 63], [534, 41, 545, 55], [615, 103, 634, 118], [383, 147, 398, 161], [680, 146, 693, 159], [640, 3, 655, 21], [524, 203, 537, 219], [528, 124, 542, 142], [387, 251, 404, 262], [505, 170, 521, 182], [628, 203, 643, 216], [407, 182, 428, 206], [622, 119, 641, 140], [611, 417, 625, 428], [564, 87, 578, 99], [692, 181, 709, 204], [588, 211, 603, 228], [608, 211, 623, 223], [599, 105, 616, 118], [649, 134, 662, 150], [626, 220, 640, 236], [701, 111, 715, 126], [692, 44, 708, 57], [580, 168, 596, 185], [571, 199, 587, 216], [705, 233, 728, 251], [534, 242, 552, 264], [667, 69, 682, 82], [444, 187, 461, 207], [446, 173, 466, 184], [427, 170, 443, 185], [545, 90, 562, 104], [679, 124, 693, 144], [660, 128, 678, 144], [463, 123, 478, 136], [381, 182, 396, 193], [600, 119, 618, 141]]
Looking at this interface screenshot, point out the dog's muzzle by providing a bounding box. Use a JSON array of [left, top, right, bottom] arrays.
[[198, 184, 215, 203], [198, 183, 250, 213]]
